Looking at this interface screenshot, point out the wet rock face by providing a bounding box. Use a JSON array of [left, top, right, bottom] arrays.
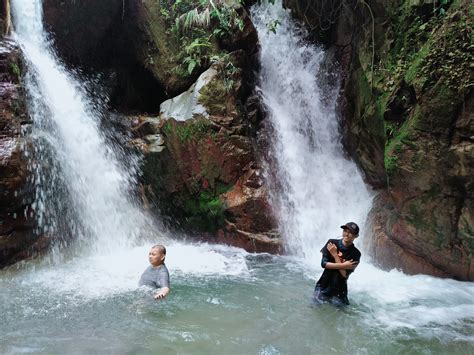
[[368, 89, 474, 281], [42, 0, 123, 67], [0, 40, 44, 267], [363, 1, 473, 281], [42, 0, 258, 108], [1, 0, 10, 35], [132, 61, 281, 253], [42, 0, 167, 112], [367, 192, 471, 280], [283, 0, 342, 46]]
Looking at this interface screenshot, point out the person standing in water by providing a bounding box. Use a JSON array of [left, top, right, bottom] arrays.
[[313, 222, 361, 306], [139, 244, 170, 300]]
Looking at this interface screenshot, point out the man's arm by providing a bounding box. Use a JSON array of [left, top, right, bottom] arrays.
[[154, 287, 170, 299], [153, 267, 170, 300], [326, 242, 358, 278]]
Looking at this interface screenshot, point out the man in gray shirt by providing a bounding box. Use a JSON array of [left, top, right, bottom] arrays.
[[139, 244, 170, 299]]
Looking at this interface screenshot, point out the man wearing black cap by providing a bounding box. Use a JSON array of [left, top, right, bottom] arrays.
[[312, 222, 361, 306]]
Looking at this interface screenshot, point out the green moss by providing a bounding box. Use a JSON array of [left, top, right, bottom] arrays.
[[406, 195, 450, 249], [162, 118, 212, 144], [182, 183, 231, 231], [198, 76, 227, 116], [404, 44, 429, 84], [417, 9, 473, 93], [384, 113, 419, 178], [406, 201, 427, 230], [10, 63, 21, 82], [384, 153, 399, 175]]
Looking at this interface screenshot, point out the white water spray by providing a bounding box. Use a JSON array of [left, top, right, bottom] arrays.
[[252, 2, 372, 265], [11, 0, 147, 253]]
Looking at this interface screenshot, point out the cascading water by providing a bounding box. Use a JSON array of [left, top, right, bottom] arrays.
[[0, 1, 472, 353], [251, 0, 474, 346], [252, 1, 372, 265], [11, 0, 148, 254]]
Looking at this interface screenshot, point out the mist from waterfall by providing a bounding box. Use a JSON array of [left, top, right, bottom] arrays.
[[11, 0, 149, 254], [251, 1, 372, 265]]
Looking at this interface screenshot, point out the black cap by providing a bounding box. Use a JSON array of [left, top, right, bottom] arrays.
[[341, 222, 359, 235]]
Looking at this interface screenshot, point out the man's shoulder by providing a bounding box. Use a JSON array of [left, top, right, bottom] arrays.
[[142, 265, 153, 273], [351, 244, 361, 258], [157, 264, 169, 274]]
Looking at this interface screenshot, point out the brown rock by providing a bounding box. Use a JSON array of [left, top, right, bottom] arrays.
[[137, 58, 279, 252], [213, 227, 281, 254], [368, 191, 473, 281], [0, 39, 47, 267]]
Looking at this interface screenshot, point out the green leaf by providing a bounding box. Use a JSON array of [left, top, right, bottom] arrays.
[[187, 59, 198, 74]]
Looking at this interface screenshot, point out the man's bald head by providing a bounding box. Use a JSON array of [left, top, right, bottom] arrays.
[[152, 244, 166, 255], [148, 244, 167, 267]]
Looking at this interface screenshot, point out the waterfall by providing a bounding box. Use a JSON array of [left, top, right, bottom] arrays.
[[249, 3, 474, 339], [252, 1, 373, 265], [11, 0, 149, 254]]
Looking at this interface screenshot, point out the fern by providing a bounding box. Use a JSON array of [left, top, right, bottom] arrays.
[[173, 0, 242, 35], [176, 7, 211, 32]]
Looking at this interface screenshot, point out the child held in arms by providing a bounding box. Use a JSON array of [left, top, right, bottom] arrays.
[[312, 222, 361, 306], [139, 244, 170, 300]]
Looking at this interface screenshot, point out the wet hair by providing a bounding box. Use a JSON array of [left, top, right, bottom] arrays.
[[151, 244, 166, 255]]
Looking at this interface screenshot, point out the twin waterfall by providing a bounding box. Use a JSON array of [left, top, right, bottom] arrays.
[[2, 1, 472, 353]]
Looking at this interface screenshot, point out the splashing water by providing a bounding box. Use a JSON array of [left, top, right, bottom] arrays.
[[11, 0, 148, 253], [252, 2, 373, 266], [8, 0, 251, 287]]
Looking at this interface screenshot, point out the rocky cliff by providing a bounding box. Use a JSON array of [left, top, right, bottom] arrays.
[[0, 38, 48, 267], [285, 0, 473, 280]]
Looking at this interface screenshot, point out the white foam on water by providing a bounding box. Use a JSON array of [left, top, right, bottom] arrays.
[[166, 243, 250, 277], [351, 263, 474, 332], [22, 242, 250, 298]]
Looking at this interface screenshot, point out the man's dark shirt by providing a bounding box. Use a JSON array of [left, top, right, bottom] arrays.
[[315, 238, 361, 304]]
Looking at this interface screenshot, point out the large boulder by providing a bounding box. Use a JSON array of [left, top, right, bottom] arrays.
[[0, 40, 45, 267], [131, 57, 280, 253]]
